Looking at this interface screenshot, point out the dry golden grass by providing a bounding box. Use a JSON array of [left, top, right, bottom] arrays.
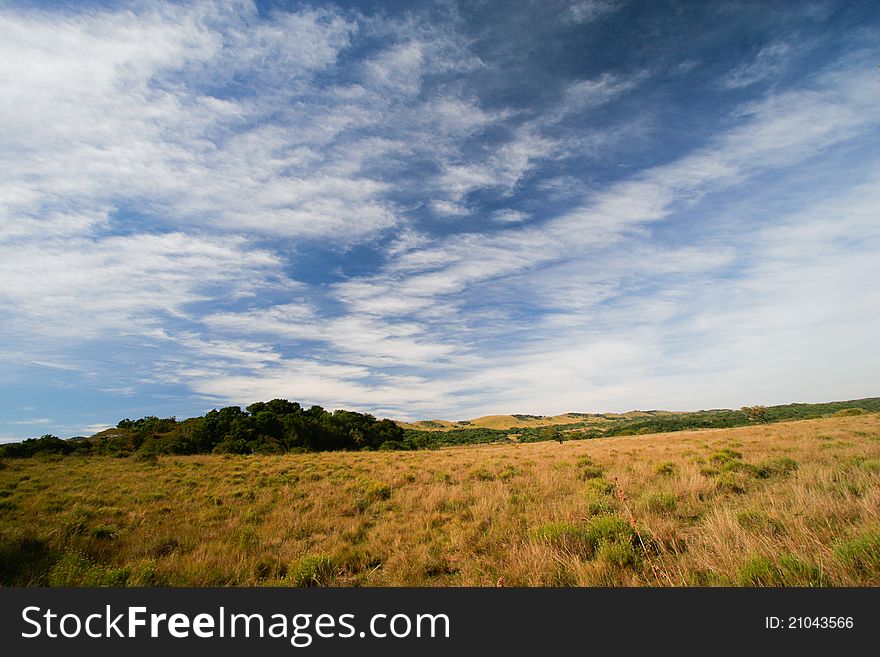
[[1, 413, 879, 586]]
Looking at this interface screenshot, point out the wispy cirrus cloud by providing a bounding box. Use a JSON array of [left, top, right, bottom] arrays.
[[721, 42, 794, 89], [1, 1, 878, 438]]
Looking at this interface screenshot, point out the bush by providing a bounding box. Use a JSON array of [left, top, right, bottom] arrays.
[[498, 464, 520, 481], [715, 471, 747, 494], [710, 448, 743, 465], [468, 467, 495, 482], [737, 553, 826, 586], [48, 552, 131, 587], [576, 456, 604, 480], [598, 538, 640, 568], [531, 522, 592, 556], [287, 555, 335, 587], [585, 495, 616, 517], [583, 478, 613, 496], [91, 524, 120, 540], [643, 492, 677, 515], [654, 461, 677, 476], [360, 480, 392, 502], [585, 515, 636, 549], [755, 457, 799, 479], [531, 515, 645, 568], [433, 471, 454, 485], [354, 480, 392, 512]]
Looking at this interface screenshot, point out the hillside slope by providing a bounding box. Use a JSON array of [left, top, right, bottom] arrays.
[[1, 413, 878, 586], [397, 398, 880, 433]]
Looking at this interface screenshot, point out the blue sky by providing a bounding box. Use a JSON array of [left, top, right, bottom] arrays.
[[1, 0, 879, 440]]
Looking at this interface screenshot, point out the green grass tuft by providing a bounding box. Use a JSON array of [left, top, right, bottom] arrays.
[[287, 554, 335, 587], [737, 553, 826, 586]]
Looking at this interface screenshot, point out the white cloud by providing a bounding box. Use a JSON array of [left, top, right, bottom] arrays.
[[0, 231, 286, 340], [567, 1, 621, 24], [721, 43, 793, 89], [78, 423, 114, 435], [557, 71, 647, 117], [1, 3, 877, 427], [9, 418, 53, 425], [431, 200, 471, 217], [363, 41, 424, 95], [434, 127, 559, 207], [492, 209, 529, 223], [0, 3, 404, 241]]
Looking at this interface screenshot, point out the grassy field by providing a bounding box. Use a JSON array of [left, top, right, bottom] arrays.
[[1, 413, 879, 587], [396, 411, 682, 432], [396, 413, 599, 431]]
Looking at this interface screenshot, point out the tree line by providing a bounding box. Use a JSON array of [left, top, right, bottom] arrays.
[[0, 400, 419, 458], [1, 396, 876, 459]]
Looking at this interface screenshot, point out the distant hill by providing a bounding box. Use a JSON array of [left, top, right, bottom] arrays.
[[396, 413, 589, 432], [1, 396, 877, 458], [396, 410, 678, 432], [397, 398, 880, 447]]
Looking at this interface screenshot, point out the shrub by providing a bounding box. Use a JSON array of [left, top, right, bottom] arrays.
[[91, 524, 119, 540], [498, 465, 520, 481], [433, 471, 454, 485], [710, 448, 743, 465], [287, 555, 335, 587], [715, 471, 747, 494], [583, 478, 613, 496], [354, 480, 392, 512], [654, 461, 677, 476], [835, 408, 864, 416], [598, 539, 639, 568], [48, 552, 131, 587], [576, 456, 604, 480], [532, 515, 643, 567], [755, 457, 799, 479], [737, 553, 826, 586], [741, 406, 768, 423], [531, 522, 591, 556], [361, 480, 392, 501], [468, 467, 495, 482], [585, 515, 636, 548], [585, 495, 617, 518], [643, 492, 677, 515], [721, 460, 759, 476]]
